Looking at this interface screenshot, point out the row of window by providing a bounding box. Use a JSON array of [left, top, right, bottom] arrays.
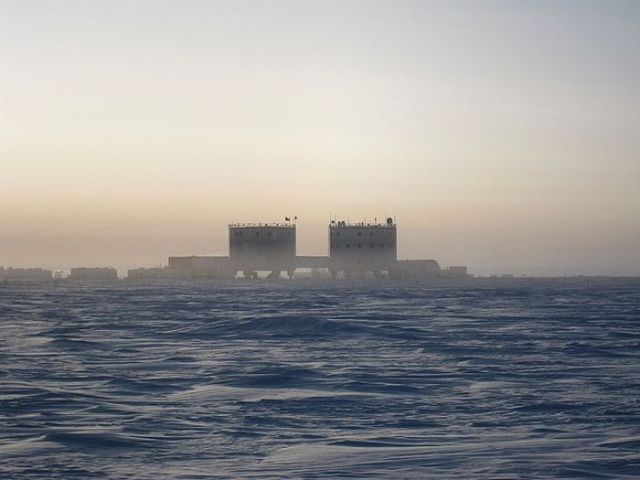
[[331, 243, 394, 249], [233, 231, 291, 237], [331, 231, 394, 238]]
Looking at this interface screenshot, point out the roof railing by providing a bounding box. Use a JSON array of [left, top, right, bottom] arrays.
[[229, 223, 296, 228], [329, 222, 395, 228]]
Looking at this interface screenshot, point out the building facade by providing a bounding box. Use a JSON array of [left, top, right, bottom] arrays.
[[390, 259, 441, 279], [69, 267, 118, 281], [329, 219, 397, 277], [167, 256, 233, 279], [0, 267, 53, 281], [228, 223, 296, 278]]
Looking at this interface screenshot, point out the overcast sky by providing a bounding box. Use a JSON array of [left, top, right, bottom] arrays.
[[1, 0, 639, 275]]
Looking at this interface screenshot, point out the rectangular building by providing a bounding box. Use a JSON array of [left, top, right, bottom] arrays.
[[228, 223, 296, 276], [167, 256, 233, 278], [329, 219, 397, 277], [69, 267, 118, 281]]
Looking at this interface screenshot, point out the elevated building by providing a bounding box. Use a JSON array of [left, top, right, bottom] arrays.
[[229, 223, 296, 278], [142, 216, 466, 281], [329, 218, 397, 278]]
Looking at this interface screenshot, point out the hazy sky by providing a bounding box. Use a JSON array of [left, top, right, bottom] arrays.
[[1, 0, 639, 275]]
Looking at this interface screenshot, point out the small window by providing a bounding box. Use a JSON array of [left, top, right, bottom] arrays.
[[346, 243, 350, 248], [369, 243, 374, 248], [337, 232, 340, 237], [370, 231, 373, 236], [358, 243, 362, 248], [380, 243, 384, 248], [268, 232, 272, 237], [358, 232, 362, 236]]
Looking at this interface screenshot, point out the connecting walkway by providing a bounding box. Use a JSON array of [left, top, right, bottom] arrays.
[[294, 256, 330, 268]]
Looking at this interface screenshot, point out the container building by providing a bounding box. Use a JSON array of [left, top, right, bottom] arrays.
[[391, 259, 441, 279], [69, 267, 118, 281], [167, 256, 233, 279], [0, 267, 53, 281]]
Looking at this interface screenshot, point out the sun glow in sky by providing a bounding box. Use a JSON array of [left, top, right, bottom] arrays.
[[1, 0, 639, 275]]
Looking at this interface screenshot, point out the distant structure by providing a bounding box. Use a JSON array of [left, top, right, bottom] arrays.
[[329, 218, 397, 278], [391, 259, 441, 279], [69, 267, 118, 281], [0, 267, 52, 281], [168, 256, 233, 279], [133, 216, 467, 281], [4, 218, 469, 282], [228, 223, 296, 279], [442, 266, 468, 278], [127, 267, 174, 280]]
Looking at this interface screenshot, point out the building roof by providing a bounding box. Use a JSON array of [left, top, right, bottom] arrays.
[[229, 223, 296, 228], [329, 222, 395, 228]]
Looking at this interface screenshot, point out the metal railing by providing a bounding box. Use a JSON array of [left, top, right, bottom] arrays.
[[228, 223, 296, 228]]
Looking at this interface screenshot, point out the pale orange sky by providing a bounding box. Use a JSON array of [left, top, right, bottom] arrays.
[[1, 1, 639, 275]]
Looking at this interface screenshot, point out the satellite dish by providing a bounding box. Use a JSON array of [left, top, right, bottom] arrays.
[[386, 217, 393, 225]]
